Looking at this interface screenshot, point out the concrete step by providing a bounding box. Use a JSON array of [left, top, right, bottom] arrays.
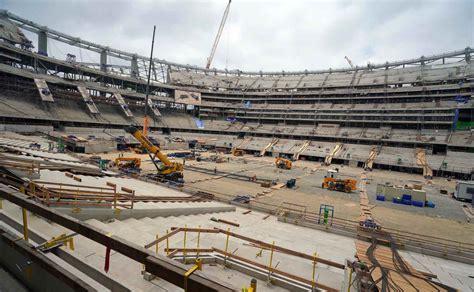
[[84, 218, 112, 231], [1, 201, 68, 239]]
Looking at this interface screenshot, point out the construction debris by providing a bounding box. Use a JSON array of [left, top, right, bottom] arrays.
[[210, 217, 240, 227]]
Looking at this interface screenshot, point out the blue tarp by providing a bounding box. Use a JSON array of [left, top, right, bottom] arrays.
[[454, 95, 470, 103], [195, 119, 204, 129], [453, 108, 459, 129]]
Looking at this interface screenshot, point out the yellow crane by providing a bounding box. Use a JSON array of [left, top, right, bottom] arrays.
[[125, 126, 183, 182]]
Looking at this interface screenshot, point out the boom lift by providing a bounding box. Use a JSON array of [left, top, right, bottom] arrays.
[[125, 126, 184, 182]]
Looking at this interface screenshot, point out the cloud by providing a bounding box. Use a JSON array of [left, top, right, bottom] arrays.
[[2, 0, 473, 72]]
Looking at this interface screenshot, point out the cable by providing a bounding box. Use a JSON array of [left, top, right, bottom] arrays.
[[51, 39, 66, 57], [79, 47, 83, 62]]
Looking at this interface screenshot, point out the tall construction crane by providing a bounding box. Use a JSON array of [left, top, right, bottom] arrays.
[[344, 56, 355, 69], [206, 0, 231, 69]]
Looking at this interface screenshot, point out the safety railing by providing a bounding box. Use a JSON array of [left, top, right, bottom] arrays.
[[144, 225, 340, 292]]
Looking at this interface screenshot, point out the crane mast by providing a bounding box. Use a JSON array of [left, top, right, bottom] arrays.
[[344, 56, 355, 69], [206, 0, 231, 69]]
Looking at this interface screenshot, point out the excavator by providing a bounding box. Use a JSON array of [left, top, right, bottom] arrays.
[[125, 126, 184, 182], [275, 157, 292, 170]]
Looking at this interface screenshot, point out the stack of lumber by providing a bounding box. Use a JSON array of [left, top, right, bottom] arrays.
[[355, 241, 448, 291]]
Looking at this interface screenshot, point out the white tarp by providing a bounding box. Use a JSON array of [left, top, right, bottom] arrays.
[[174, 89, 201, 105], [34, 78, 54, 102]]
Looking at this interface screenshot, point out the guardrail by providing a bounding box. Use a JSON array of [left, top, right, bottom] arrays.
[[0, 184, 234, 291]]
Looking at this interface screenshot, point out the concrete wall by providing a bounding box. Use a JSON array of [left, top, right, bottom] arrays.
[[0, 230, 81, 292], [84, 140, 117, 153], [0, 124, 54, 133], [376, 184, 426, 203]]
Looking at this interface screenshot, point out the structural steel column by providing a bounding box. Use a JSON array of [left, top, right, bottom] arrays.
[[38, 30, 47, 55], [131, 55, 139, 78], [100, 50, 107, 72]]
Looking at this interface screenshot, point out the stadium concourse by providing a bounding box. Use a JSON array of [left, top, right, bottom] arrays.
[[0, 9, 473, 292]]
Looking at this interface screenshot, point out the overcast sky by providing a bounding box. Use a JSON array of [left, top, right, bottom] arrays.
[[2, 0, 473, 72]]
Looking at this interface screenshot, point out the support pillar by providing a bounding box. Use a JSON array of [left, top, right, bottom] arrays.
[[131, 55, 139, 78], [38, 30, 47, 56], [100, 50, 107, 72]]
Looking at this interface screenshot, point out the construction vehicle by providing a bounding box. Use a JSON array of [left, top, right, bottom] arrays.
[[133, 147, 147, 154], [125, 126, 184, 182], [321, 170, 357, 193], [231, 148, 244, 156], [275, 157, 292, 170], [114, 157, 141, 172]]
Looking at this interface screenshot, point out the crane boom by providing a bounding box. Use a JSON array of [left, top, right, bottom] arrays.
[[206, 0, 231, 69], [125, 126, 184, 182], [344, 56, 355, 69], [125, 126, 172, 166]]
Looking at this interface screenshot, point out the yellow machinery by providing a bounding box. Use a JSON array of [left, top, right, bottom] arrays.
[[125, 126, 184, 182], [115, 157, 141, 171], [275, 157, 292, 170], [133, 147, 147, 154], [231, 148, 244, 156], [321, 170, 357, 193]]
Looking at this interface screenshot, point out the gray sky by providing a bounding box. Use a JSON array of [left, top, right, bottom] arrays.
[[2, 0, 473, 72]]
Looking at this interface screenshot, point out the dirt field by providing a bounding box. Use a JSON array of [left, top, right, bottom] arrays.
[[90, 150, 474, 243]]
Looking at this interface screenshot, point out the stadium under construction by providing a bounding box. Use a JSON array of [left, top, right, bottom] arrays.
[[0, 7, 473, 292]]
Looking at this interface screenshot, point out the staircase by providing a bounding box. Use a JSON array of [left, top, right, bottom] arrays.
[[363, 145, 381, 170], [292, 140, 310, 161], [324, 143, 343, 166], [415, 148, 433, 178], [259, 138, 279, 157], [0, 199, 235, 290]]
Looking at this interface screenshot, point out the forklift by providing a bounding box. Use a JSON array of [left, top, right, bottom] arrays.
[[275, 157, 292, 170], [321, 169, 357, 193]]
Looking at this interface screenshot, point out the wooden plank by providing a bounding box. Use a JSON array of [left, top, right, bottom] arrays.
[[355, 241, 446, 291]]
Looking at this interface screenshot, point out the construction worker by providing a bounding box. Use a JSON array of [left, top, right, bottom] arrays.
[[214, 167, 217, 174]]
